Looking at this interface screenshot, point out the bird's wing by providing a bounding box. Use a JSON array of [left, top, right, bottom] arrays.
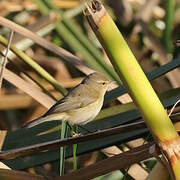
[[43, 85, 97, 116], [23, 85, 99, 128]]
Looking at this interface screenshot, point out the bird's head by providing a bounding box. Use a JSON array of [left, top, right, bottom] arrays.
[[82, 72, 111, 95]]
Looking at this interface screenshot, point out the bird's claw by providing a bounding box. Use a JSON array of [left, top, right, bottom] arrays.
[[72, 132, 81, 137]]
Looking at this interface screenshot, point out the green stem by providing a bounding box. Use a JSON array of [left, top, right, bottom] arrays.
[[163, 0, 174, 52], [60, 121, 67, 176], [73, 144, 77, 170], [72, 126, 78, 171], [85, 2, 180, 178]]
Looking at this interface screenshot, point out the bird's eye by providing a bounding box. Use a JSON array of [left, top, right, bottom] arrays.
[[102, 82, 105, 85]]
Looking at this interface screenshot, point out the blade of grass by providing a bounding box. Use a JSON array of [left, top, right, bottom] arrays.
[[35, 0, 111, 77], [0, 15, 95, 76], [0, 122, 148, 160], [73, 143, 77, 171], [0, 30, 13, 165], [2, 106, 180, 162]]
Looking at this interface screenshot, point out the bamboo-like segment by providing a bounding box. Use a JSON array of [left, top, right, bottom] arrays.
[[85, 1, 180, 179]]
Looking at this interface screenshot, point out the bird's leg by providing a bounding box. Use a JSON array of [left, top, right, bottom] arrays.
[[67, 122, 73, 131], [67, 123, 92, 135], [67, 123, 81, 137]]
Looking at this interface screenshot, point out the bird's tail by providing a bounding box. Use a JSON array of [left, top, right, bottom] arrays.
[[23, 117, 46, 129], [23, 113, 66, 129]]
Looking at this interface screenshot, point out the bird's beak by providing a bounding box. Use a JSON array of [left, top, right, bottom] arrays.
[[107, 80, 117, 91], [110, 80, 116, 85]]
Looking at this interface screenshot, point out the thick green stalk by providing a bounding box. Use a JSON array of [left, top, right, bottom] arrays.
[[85, 1, 180, 179]]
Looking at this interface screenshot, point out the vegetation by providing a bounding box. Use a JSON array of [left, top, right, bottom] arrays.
[[0, 0, 179, 179]]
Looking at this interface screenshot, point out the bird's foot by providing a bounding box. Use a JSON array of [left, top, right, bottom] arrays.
[[72, 131, 82, 137]]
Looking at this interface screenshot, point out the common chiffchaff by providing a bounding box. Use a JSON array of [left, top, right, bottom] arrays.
[[24, 72, 110, 128]]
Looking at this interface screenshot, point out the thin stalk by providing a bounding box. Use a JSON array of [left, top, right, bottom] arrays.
[[72, 126, 78, 171], [163, 0, 174, 52], [60, 121, 67, 176], [85, 1, 180, 179], [73, 144, 78, 170]]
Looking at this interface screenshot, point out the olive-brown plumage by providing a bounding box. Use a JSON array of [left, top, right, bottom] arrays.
[[24, 72, 110, 128]]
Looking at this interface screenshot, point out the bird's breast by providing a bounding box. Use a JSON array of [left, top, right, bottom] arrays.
[[67, 97, 104, 125]]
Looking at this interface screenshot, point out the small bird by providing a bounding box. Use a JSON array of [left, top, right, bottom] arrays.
[[23, 72, 110, 128]]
